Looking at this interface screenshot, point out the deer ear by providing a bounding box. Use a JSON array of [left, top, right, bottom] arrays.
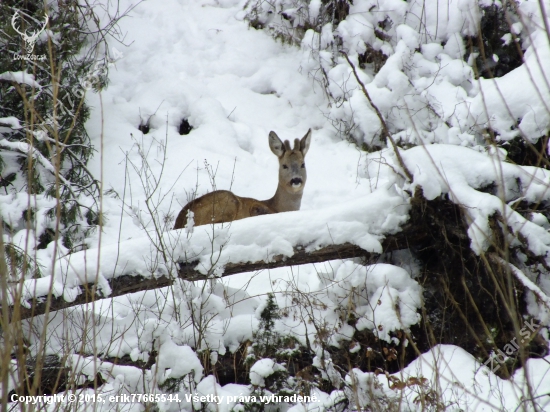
[[268, 131, 285, 157], [300, 129, 312, 157]]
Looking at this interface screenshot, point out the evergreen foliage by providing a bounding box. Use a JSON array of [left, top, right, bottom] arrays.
[[0, 1, 111, 258], [243, 294, 303, 412]]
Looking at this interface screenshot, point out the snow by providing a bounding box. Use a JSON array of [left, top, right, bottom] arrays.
[[154, 340, 203, 384], [472, 30, 550, 140], [3, 0, 550, 410], [249, 358, 285, 387], [311, 261, 423, 344], [344, 345, 550, 411], [400, 144, 550, 258], [14, 181, 409, 308], [0, 116, 22, 129], [0, 71, 42, 88], [311, 0, 550, 148]]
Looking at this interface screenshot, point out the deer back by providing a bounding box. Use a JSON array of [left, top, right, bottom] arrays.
[[173, 190, 276, 228]]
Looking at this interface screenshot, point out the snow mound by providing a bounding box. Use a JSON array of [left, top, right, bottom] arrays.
[[250, 358, 286, 387], [402, 144, 550, 259]]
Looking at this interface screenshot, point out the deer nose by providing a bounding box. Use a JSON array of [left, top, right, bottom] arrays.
[[290, 178, 302, 187]]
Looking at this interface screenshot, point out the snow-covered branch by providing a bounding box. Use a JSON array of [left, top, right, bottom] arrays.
[[490, 254, 550, 310]]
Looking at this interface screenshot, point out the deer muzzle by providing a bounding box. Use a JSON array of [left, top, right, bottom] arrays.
[[290, 178, 303, 188]]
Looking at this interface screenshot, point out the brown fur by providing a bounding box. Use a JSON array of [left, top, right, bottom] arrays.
[[173, 190, 277, 228]]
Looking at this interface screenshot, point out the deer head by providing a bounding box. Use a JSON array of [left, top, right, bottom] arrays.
[[11, 11, 49, 54], [269, 129, 311, 195]]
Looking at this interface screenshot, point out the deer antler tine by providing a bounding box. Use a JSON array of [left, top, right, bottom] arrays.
[[293, 138, 300, 151], [33, 14, 49, 38], [42, 14, 49, 30], [11, 12, 25, 37], [27, 14, 48, 41], [283, 140, 292, 151]]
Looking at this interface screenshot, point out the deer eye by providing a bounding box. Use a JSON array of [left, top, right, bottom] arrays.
[[282, 165, 288, 169], [301, 163, 305, 168]]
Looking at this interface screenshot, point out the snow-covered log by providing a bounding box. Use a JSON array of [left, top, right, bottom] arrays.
[[8, 230, 419, 321]]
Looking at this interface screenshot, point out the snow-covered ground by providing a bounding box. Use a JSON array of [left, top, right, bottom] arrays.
[[4, 0, 550, 410]]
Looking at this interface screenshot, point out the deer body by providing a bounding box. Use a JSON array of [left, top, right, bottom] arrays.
[[173, 129, 311, 229]]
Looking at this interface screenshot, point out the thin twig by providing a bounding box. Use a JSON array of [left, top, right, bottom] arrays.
[[341, 51, 413, 181], [490, 253, 550, 310]]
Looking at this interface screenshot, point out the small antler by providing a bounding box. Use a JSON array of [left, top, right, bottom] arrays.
[[11, 12, 25, 37], [35, 13, 49, 37]]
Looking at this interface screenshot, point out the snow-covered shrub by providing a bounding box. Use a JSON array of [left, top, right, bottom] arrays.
[[0, 1, 115, 257], [250, 293, 284, 356], [286, 261, 423, 365], [272, 261, 423, 396], [322, 262, 422, 344], [245, 0, 351, 45], [242, 294, 304, 410], [155, 339, 204, 392], [246, 0, 550, 151], [248, 295, 281, 358]]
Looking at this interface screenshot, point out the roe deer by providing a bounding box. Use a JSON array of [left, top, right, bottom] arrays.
[[173, 129, 312, 229]]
